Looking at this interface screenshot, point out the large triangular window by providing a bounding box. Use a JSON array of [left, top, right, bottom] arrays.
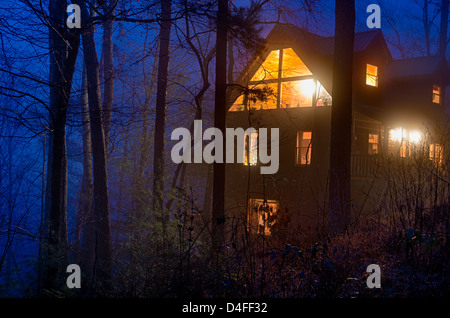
[[230, 48, 331, 111]]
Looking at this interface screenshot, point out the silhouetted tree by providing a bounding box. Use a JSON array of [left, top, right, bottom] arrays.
[[328, 0, 355, 235]]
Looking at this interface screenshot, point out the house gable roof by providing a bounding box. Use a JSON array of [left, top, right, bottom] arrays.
[[384, 56, 448, 79]]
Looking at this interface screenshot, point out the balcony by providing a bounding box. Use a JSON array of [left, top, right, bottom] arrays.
[[351, 154, 380, 180]]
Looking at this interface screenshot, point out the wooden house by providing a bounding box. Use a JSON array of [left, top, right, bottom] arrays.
[[224, 24, 449, 244]]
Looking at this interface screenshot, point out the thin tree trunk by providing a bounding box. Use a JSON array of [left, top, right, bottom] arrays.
[[74, 63, 94, 273], [76, 1, 113, 284], [424, 0, 431, 56], [102, 1, 117, 154], [439, 0, 449, 57], [153, 0, 172, 233], [212, 0, 228, 249], [328, 0, 355, 235], [40, 0, 80, 291]]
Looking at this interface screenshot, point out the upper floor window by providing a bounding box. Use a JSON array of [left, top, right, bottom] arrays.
[[229, 48, 332, 111], [366, 64, 378, 87], [432, 85, 441, 104], [296, 131, 312, 165]]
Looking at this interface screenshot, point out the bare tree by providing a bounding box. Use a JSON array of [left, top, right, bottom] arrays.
[[153, 0, 172, 239], [328, 0, 355, 235]]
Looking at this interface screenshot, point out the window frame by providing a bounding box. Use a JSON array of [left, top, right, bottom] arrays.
[[366, 64, 378, 87], [368, 132, 379, 155], [432, 85, 441, 104], [244, 130, 258, 166], [296, 131, 312, 166], [236, 48, 331, 110], [247, 198, 279, 236]]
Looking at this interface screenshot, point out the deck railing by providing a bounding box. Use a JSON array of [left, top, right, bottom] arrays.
[[351, 154, 380, 179]]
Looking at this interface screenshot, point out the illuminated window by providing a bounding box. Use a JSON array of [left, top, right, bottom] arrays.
[[399, 142, 409, 158], [248, 83, 278, 110], [229, 95, 245, 111], [281, 79, 314, 108], [432, 85, 441, 104], [296, 131, 312, 165], [430, 143, 444, 168], [366, 64, 378, 87], [316, 82, 332, 106], [248, 199, 278, 236], [230, 48, 331, 111], [388, 128, 423, 157], [244, 131, 258, 166], [251, 49, 280, 82], [388, 128, 406, 157], [368, 133, 379, 155], [281, 48, 312, 78]]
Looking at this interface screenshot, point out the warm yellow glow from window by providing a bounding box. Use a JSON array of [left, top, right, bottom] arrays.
[[368, 133, 379, 155], [248, 83, 278, 110], [251, 50, 279, 81], [366, 64, 378, 87], [409, 131, 422, 143], [296, 131, 312, 165], [244, 131, 258, 166], [281, 79, 314, 108], [433, 85, 441, 104], [316, 82, 332, 106], [389, 128, 405, 142], [248, 199, 278, 236], [281, 48, 312, 78], [229, 95, 244, 111], [430, 143, 444, 168]]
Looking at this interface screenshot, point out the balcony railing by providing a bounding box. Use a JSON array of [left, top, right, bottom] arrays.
[[351, 154, 379, 179]]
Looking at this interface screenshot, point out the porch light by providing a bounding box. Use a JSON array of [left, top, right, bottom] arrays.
[[409, 131, 422, 143], [389, 127, 405, 142]]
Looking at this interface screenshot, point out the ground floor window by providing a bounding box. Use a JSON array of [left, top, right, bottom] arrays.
[[248, 199, 279, 236], [244, 131, 258, 166], [430, 143, 444, 168]]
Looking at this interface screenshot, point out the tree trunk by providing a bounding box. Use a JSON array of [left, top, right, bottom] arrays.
[[76, 1, 113, 284], [212, 0, 228, 249], [74, 63, 95, 276], [439, 0, 449, 57], [40, 0, 80, 292], [152, 0, 172, 232], [424, 0, 431, 56], [102, 1, 116, 154], [328, 0, 355, 235]]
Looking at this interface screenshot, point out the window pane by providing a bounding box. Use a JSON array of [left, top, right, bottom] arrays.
[[229, 95, 245, 111], [368, 133, 379, 155], [251, 50, 279, 81], [430, 143, 444, 168], [281, 48, 312, 78], [296, 131, 312, 165], [366, 64, 378, 87], [367, 64, 378, 76], [248, 199, 278, 236], [244, 132, 258, 165], [433, 85, 441, 104], [248, 83, 278, 110], [281, 79, 314, 108], [316, 82, 332, 106]]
